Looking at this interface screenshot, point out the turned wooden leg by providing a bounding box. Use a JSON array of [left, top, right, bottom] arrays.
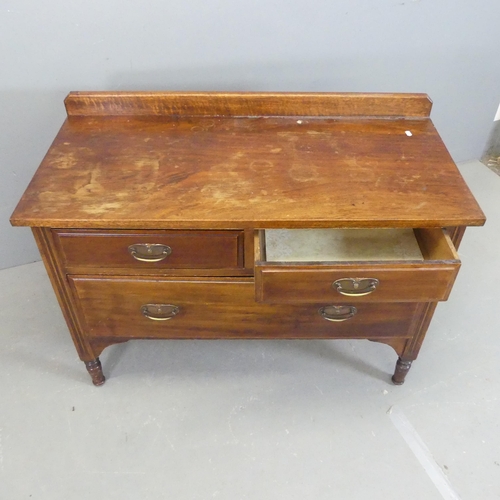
[[392, 358, 412, 385], [84, 358, 106, 386]]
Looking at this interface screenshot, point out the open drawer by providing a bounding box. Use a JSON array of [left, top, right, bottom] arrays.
[[254, 228, 460, 303]]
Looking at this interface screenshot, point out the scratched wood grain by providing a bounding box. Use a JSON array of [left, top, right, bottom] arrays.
[[64, 91, 433, 117], [11, 93, 485, 229]]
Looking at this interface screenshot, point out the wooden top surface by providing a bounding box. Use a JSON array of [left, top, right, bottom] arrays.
[[11, 92, 485, 229]]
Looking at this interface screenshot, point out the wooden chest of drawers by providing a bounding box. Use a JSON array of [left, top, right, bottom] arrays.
[[10, 91, 485, 385]]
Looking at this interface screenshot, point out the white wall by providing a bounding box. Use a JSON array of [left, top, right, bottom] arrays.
[[2, 0, 500, 269]]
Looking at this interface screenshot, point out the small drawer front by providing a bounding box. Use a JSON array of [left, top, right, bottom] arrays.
[[70, 277, 418, 340], [255, 228, 461, 303], [55, 229, 244, 269]]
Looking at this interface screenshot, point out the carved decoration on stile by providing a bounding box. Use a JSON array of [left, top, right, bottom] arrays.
[[31, 227, 96, 360]]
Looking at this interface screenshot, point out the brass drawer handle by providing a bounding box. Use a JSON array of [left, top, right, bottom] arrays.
[[319, 305, 357, 322], [141, 304, 180, 321], [128, 243, 172, 262], [333, 278, 379, 296]]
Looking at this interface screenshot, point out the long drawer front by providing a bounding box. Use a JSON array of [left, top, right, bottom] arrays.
[[70, 277, 419, 340]]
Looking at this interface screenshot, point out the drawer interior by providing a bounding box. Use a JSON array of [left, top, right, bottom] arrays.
[[258, 228, 458, 264], [264, 228, 424, 262]]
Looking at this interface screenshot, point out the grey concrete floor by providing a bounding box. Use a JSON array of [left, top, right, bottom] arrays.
[[0, 160, 499, 499]]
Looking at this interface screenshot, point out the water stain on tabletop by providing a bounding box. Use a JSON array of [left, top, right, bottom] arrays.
[[288, 164, 320, 183]]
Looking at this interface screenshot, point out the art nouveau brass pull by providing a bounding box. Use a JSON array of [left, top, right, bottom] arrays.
[[332, 278, 379, 296], [128, 243, 172, 262], [319, 305, 357, 322], [141, 304, 180, 321]]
